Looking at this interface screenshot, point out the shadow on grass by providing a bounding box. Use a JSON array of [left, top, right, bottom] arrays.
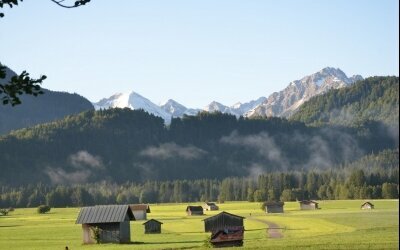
[[245, 228, 266, 232], [0, 225, 21, 228], [123, 240, 203, 245]]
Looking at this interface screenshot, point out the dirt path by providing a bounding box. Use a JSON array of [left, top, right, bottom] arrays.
[[247, 217, 284, 238]]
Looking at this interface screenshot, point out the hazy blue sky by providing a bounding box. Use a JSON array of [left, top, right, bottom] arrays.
[[1, 0, 398, 108]]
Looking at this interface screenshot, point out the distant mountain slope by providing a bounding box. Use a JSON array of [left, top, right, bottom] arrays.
[[291, 76, 399, 126], [0, 65, 94, 135], [204, 97, 266, 117], [93, 91, 172, 123], [160, 99, 201, 117], [247, 67, 363, 118]]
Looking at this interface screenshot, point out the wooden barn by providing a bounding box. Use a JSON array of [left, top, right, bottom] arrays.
[[203, 211, 244, 232], [129, 204, 150, 220], [143, 219, 163, 234], [75, 205, 135, 244], [210, 226, 244, 248], [299, 200, 319, 210], [186, 206, 204, 215], [361, 201, 374, 209], [264, 201, 284, 213], [203, 202, 219, 211]]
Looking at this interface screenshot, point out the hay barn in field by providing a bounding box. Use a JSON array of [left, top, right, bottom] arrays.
[[361, 201, 374, 209], [203, 211, 244, 232], [75, 205, 135, 244], [299, 200, 319, 210], [143, 219, 163, 234], [210, 226, 244, 247], [264, 201, 284, 213], [129, 204, 150, 220], [203, 202, 219, 211], [186, 205, 204, 215]]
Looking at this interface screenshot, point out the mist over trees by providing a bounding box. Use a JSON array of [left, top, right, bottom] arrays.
[[0, 149, 398, 208], [0, 105, 397, 185]]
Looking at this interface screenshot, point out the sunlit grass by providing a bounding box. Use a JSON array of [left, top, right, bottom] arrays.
[[0, 200, 398, 249]]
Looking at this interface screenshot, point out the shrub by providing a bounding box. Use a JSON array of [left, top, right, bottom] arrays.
[[0, 209, 9, 216], [90, 226, 102, 244], [37, 205, 51, 214]]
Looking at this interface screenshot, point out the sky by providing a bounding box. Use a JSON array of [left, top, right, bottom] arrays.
[[0, 0, 398, 108]]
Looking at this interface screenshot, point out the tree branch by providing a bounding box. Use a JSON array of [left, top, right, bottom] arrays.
[[50, 0, 91, 9]]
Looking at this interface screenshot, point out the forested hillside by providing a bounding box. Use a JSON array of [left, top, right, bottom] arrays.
[[0, 149, 398, 207], [0, 108, 397, 185], [291, 76, 399, 126], [0, 65, 94, 135]]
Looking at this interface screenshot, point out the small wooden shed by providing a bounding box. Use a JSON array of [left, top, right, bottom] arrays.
[[203, 211, 244, 232], [361, 202, 374, 210], [264, 201, 284, 213], [75, 205, 135, 244], [186, 206, 204, 215], [210, 226, 244, 247], [299, 200, 319, 210], [203, 202, 219, 211], [143, 219, 163, 234], [129, 204, 151, 220]]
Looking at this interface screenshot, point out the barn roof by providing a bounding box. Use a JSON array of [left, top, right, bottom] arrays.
[[76, 205, 135, 224], [361, 201, 374, 206], [142, 219, 163, 225], [186, 206, 204, 212], [299, 200, 319, 205], [130, 204, 151, 213], [264, 201, 284, 206], [203, 211, 244, 222]]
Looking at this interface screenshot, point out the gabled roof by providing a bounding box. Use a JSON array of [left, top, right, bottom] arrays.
[[361, 201, 374, 206], [203, 211, 245, 222], [186, 206, 204, 212], [142, 219, 163, 225], [76, 205, 135, 224], [299, 200, 319, 205], [130, 204, 151, 213], [264, 201, 284, 206]]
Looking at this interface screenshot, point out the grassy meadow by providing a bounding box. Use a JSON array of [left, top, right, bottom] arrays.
[[0, 200, 398, 250]]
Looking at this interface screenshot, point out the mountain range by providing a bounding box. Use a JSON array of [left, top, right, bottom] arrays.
[[0, 65, 94, 135], [92, 67, 363, 123]]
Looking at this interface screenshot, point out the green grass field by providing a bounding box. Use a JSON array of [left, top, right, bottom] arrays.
[[0, 200, 398, 250]]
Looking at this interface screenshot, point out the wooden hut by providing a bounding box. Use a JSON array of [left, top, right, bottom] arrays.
[[143, 219, 163, 234], [299, 200, 319, 210], [361, 201, 374, 210], [186, 206, 204, 215], [203, 211, 244, 232], [129, 204, 150, 220], [264, 201, 284, 213], [210, 226, 244, 247], [75, 205, 135, 244], [203, 202, 219, 211]]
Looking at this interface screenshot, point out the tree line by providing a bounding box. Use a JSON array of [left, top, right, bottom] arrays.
[[1, 149, 398, 208]]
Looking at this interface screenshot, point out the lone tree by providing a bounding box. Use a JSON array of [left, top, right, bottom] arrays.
[[0, 0, 91, 106]]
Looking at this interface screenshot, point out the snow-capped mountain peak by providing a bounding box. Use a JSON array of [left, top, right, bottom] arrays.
[[204, 101, 230, 113], [93, 91, 172, 123], [246, 67, 363, 118]]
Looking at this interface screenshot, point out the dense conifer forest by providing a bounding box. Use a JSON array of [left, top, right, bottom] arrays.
[[0, 76, 398, 207]]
